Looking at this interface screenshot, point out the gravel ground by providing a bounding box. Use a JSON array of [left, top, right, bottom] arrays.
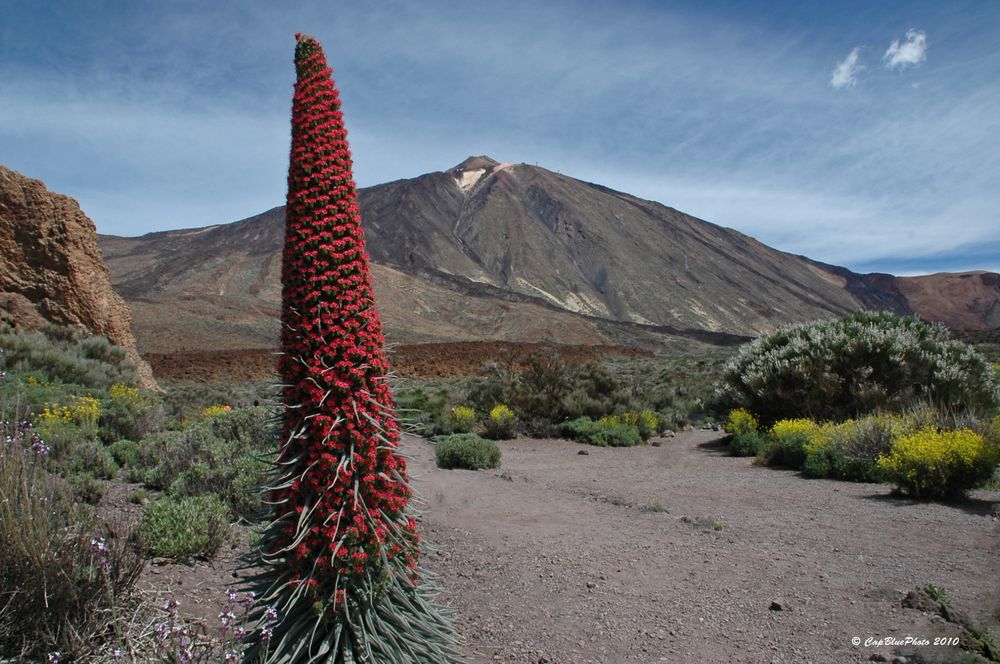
[[135, 430, 999, 663], [412, 431, 1000, 664]]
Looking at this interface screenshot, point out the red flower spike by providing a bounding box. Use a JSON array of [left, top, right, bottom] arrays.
[[244, 34, 459, 664]]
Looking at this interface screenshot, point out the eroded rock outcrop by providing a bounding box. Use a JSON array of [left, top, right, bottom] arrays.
[[0, 165, 157, 388]]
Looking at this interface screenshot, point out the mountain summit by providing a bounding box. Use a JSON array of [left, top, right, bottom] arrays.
[[98, 158, 997, 354]]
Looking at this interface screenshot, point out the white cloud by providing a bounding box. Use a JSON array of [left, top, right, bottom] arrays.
[[831, 47, 863, 89], [883, 29, 927, 69]]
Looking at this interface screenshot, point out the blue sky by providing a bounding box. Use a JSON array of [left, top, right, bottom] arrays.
[[2, 1, 998, 275]]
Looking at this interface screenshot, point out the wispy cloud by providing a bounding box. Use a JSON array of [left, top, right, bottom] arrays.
[[0, 3, 996, 276], [831, 47, 863, 89], [883, 29, 927, 69]]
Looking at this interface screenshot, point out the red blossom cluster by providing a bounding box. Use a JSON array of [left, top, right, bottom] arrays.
[[273, 33, 417, 605]]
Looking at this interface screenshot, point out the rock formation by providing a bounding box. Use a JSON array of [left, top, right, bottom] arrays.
[[0, 165, 157, 388]]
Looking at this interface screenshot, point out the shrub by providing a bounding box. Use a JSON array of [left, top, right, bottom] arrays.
[[108, 439, 140, 467], [716, 311, 999, 424], [621, 410, 658, 442], [758, 419, 818, 469], [135, 406, 273, 517], [801, 414, 912, 483], [878, 428, 1000, 499], [485, 403, 517, 439], [396, 386, 451, 436], [435, 433, 502, 470], [801, 444, 883, 482], [725, 408, 758, 436], [0, 418, 142, 660], [0, 323, 139, 389], [158, 379, 274, 421], [202, 404, 233, 417], [58, 439, 118, 480], [136, 495, 231, 561], [68, 472, 107, 504], [730, 430, 769, 457], [561, 416, 642, 447], [446, 405, 477, 434], [100, 385, 163, 442]]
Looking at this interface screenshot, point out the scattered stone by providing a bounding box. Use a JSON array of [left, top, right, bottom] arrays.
[[901, 589, 939, 614], [890, 657, 909, 664], [651, 441, 662, 447], [578, 449, 590, 455], [869, 654, 889, 662], [768, 600, 785, 611], [586, 581, 596, 589]]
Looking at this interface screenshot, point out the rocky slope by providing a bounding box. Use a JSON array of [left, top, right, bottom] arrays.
[[0, 165, 156, 388], [99, 157, 997, 355], [894, 271, 1000, 330]]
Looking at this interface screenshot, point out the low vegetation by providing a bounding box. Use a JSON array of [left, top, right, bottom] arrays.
[[719, 312, 1000, 501], [716, 311, 999, 425], [136, 494, 232, 561], [0, 410, 143, 660], [435, 433, 502, 470], [2, 311, 998, 658], [397, 348, 728, 442], [726, 404, 1000, 498], [0, 324, 277, 659]]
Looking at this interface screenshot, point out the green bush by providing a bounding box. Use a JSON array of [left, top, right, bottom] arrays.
[[800, 414, 916, 483], [159, 380, 275, 421], [0, 323, 139, 389], [716, 311, 999, 424], [730, 430, 769, 457], [68, 472, 107, 504], [560, 416, 642, 447], [99, 384, 164, 442], [108, 438, 140, 467], [485, 403, 517, 439], [878, 428, 1000, 499], [135, 406, 274, 516], [802, 445, 882, 482], [434, 433, 501, 470], [58, 439, 119, 480], [136, 495, 231, 561]]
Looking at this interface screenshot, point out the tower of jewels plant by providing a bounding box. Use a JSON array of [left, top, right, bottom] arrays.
[[243, 34, 460, 663]]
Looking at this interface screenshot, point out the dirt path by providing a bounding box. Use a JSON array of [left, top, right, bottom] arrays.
[[412, 431, 1000, 663]]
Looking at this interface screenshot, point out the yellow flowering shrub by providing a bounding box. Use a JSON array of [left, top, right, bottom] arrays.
[[598, 414, 620, 427], [725, 409, 758, 435], [108, 383, 141, 405], [878, 428, 1000, 498], [448, 405, 476, 434], [486, 404, 517, 439], [202, 404, 233, 418], [490, 404, 515, 422], [39, 396, 101, 430], [770, 418, 819, 443]]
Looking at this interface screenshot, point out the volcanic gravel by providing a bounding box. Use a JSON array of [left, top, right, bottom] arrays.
[[412, 431, 999, 664]]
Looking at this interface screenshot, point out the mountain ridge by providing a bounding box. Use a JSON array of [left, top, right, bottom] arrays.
[[98, 156, 998, 355]]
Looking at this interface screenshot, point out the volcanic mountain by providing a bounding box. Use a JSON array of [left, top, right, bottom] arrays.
[[99, 156, 997, 355]]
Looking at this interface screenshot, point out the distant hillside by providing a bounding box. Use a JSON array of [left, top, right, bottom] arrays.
[[98, 156, 997, 354]]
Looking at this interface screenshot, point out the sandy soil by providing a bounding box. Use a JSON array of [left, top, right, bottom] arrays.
[[139, 431, 1000, 663]]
